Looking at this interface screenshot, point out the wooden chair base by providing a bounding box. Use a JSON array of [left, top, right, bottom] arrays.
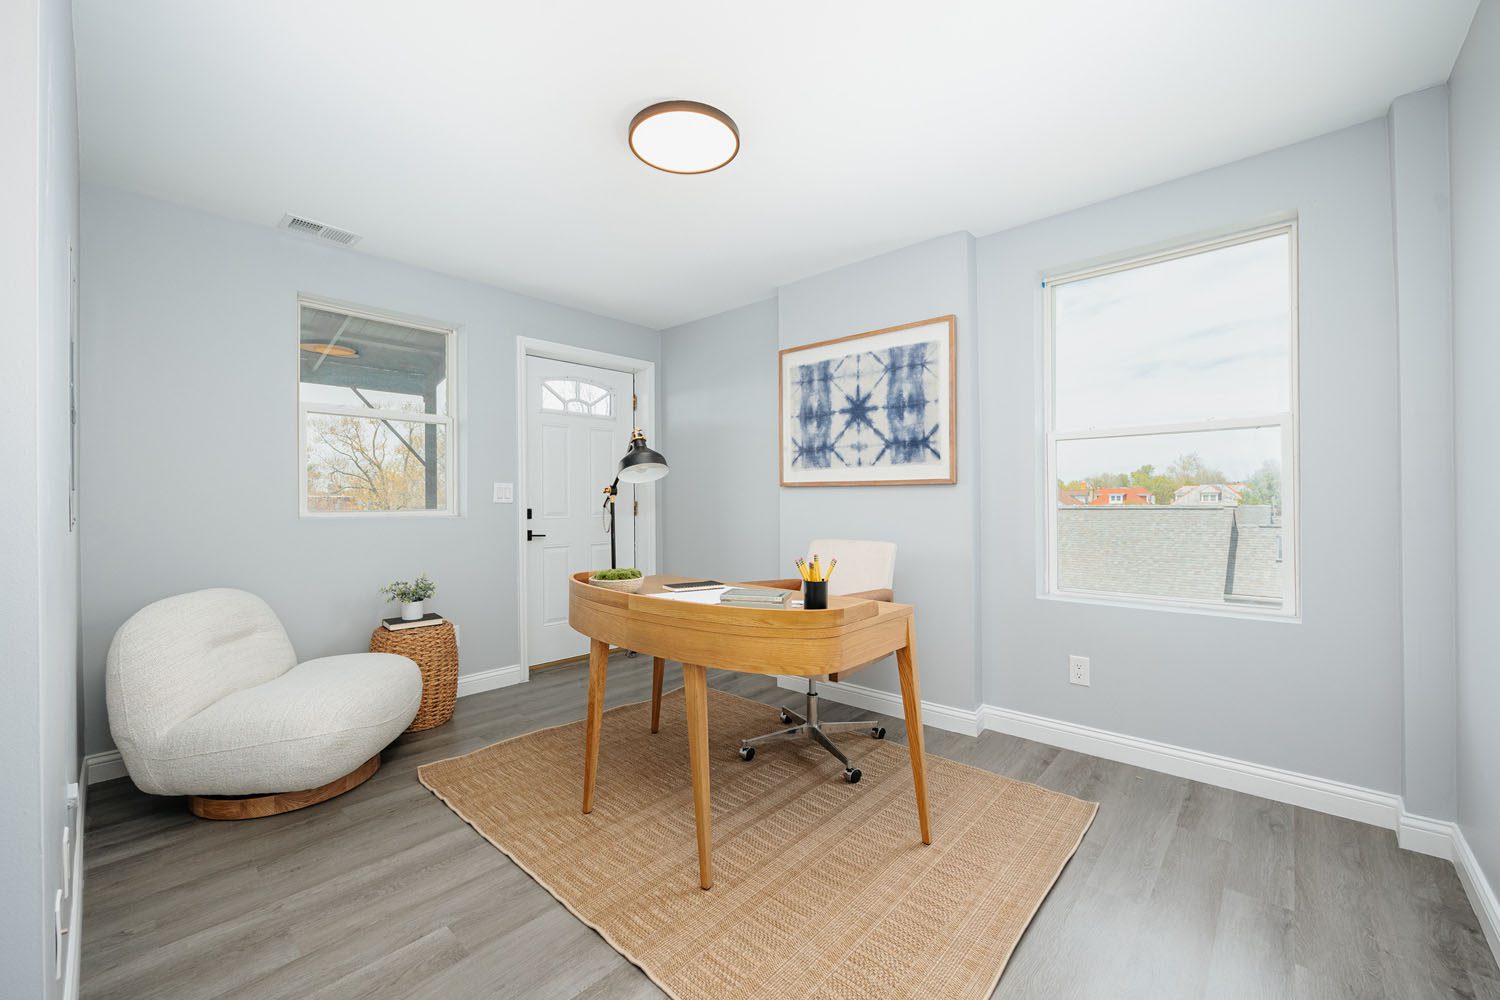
[[187, 755, 381, 820]]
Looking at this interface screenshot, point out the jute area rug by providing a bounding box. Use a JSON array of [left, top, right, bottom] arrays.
[[419, 687, 1097, 1000]]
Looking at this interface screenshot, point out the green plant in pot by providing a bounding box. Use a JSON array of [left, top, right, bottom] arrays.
[[590, 567, 644, 592], [382, 574, 436, 621]]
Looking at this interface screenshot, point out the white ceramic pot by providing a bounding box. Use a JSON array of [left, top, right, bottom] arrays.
[[401, 600, 424, 621]]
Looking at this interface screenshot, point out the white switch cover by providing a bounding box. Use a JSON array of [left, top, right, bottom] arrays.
[[1069, 655, 1090, 686], [492, 482, 514, 503]]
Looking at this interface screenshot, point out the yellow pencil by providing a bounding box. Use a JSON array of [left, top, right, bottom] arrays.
[[826, 557, 837, 581], [811, 554, 822, 582], [795, 558, 810, 582]]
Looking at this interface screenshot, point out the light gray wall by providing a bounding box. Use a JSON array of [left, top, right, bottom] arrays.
[[1, 0, 80, 995], [660, 299, 780, 582], [977, 119, 1406, 793], [777, 233, 982, 711], [80, 185, 660, 755], [1451, 0, 1500, 903], [1389, 86, 1457, 820]]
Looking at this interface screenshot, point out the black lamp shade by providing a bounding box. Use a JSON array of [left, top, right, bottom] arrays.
[[618, 431, 668, 484]]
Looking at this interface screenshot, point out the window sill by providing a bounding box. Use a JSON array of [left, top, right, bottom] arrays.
[[1037, 590, 1301, 624], [299, 510, 461, 519]]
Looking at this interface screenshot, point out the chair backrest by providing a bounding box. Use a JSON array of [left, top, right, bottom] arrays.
[[106, 589, 297, 758], [806, 539, 896, 597]]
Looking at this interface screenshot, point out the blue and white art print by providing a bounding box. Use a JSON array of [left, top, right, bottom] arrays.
[[779, 316, 956, 485]]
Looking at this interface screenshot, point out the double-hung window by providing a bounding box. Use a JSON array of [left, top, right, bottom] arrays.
[[1044, 222, 1298, 616], [299, 297, 457, 515]]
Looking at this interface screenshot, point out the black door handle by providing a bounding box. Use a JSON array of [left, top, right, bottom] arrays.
[[527, 530, 547, 541]]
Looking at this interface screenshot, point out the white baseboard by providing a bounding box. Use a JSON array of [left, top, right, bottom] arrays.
[[775, 675, 983, 737], [84, 750, 126, 785], [456, 663, 524, 698], [1397, 811, 1459, 861], [63, 762, 85, 1000], [982, 704, 1404, 831], [1453, 827, 1500, 967], [805, 679, 1467, 866]]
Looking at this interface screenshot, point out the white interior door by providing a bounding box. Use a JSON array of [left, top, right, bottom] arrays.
[[525, 356, 637, 666]]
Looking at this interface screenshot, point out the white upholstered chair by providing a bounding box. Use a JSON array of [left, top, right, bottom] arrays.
[[737, 538, 897, 783], [106, 588, 422, 817]]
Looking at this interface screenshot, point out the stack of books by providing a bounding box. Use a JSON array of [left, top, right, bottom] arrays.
[[381, 612, 446, 631], [718, 588, 789, 610]]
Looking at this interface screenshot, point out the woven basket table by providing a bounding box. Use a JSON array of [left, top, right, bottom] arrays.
[[369, 621, 459, 732]]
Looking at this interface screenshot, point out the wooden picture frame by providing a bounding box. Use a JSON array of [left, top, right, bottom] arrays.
[[778, 315, 957, 487]]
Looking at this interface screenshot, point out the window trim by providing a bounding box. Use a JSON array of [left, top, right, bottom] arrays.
[[1041, 220, 1300, 619], [297, 295, 460, 517]]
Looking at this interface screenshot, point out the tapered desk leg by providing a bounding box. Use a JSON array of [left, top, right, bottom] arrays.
[[682, 663, 713, 890], [650, 657, 665, 734], [895, 619, 932, 845], [582, 639, 609, 814]]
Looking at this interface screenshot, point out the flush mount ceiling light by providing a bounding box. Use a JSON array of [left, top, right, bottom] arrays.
[[300, 342, 359, 358], [628, 100, 739, 174]]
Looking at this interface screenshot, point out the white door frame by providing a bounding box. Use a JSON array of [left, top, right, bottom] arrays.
[[515, 338, 658, 675]]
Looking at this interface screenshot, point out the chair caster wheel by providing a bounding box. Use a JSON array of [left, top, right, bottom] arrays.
[[871, 726, 886, 740], [738, 746, 755, 761], [844, 767, 862, 784], [778, 709, 792, 724]]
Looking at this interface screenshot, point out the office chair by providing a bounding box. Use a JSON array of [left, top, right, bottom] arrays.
[[737, 538, 896, 783]]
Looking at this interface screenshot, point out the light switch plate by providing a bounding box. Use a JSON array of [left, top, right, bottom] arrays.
[[492, 482, 514, 503]]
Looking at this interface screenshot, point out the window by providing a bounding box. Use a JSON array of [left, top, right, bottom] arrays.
[[540, 377, 614, 417], [1045, 223, 1297, 615], [299, 299, 457, 514]]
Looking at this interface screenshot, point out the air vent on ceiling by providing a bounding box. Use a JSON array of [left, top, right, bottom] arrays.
[[278, 213, 362, 247]]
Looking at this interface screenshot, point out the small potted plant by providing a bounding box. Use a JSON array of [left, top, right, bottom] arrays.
[[382, 574, 437, 620], [590, 567, 644, 593]]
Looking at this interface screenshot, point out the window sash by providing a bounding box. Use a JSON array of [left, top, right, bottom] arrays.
[[1041, 221, 1299, 618], [297, 298, 459, 517]]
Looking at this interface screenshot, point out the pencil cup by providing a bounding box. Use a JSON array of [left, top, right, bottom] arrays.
[[803, 580, 828, 610]]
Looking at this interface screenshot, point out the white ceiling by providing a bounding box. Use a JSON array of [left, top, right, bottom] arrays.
[[74, 1, 1477, 329]]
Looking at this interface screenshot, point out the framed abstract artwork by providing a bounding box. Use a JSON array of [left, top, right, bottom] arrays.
[[779, 315, 957, 486]]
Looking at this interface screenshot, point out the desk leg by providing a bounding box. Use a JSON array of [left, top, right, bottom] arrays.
[[650, 657, 665, 734], [582, 638, 609, 814], [682, 663, 713, 890], [895, 619, 933, 845]]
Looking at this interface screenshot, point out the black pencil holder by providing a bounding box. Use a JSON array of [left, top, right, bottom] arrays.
[[803, 580, 828, 610]]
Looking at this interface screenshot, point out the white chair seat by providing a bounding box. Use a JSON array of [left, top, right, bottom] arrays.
[[149, 653, 422, 795]]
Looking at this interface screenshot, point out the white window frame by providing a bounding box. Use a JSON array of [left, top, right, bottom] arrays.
[[1042, 220, 1300, 619], [297, 295, 459, 517]]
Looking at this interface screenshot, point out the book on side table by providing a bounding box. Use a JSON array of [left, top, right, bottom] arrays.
[[382, 612, 446, 631]]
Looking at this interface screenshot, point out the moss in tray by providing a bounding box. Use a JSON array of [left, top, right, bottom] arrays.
[[591, 568, 643, 580]]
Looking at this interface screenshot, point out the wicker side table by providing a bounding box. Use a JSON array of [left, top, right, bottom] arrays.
[[369, 621, 459, 732]]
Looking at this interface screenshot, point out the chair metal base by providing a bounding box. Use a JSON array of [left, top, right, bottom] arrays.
[[739, 678, 886, 783]]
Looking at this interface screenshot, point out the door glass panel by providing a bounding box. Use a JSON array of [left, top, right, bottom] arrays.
[[540, 377, 614, 417]]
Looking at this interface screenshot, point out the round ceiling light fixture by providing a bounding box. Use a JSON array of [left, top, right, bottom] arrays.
[[300, 341, 359, 358], [628, 100, 739, 175]]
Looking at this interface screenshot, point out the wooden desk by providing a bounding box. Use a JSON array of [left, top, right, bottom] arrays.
[[568, 572, 931, 890]]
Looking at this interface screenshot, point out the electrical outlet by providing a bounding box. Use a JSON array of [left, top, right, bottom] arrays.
[[1069, 654, 1090, 687]]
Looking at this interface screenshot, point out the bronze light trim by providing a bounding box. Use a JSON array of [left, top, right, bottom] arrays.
[[628, 100, 740, 175]]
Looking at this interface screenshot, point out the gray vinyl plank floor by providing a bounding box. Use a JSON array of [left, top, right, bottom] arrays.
[[82, 655, 1500, 1000]]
